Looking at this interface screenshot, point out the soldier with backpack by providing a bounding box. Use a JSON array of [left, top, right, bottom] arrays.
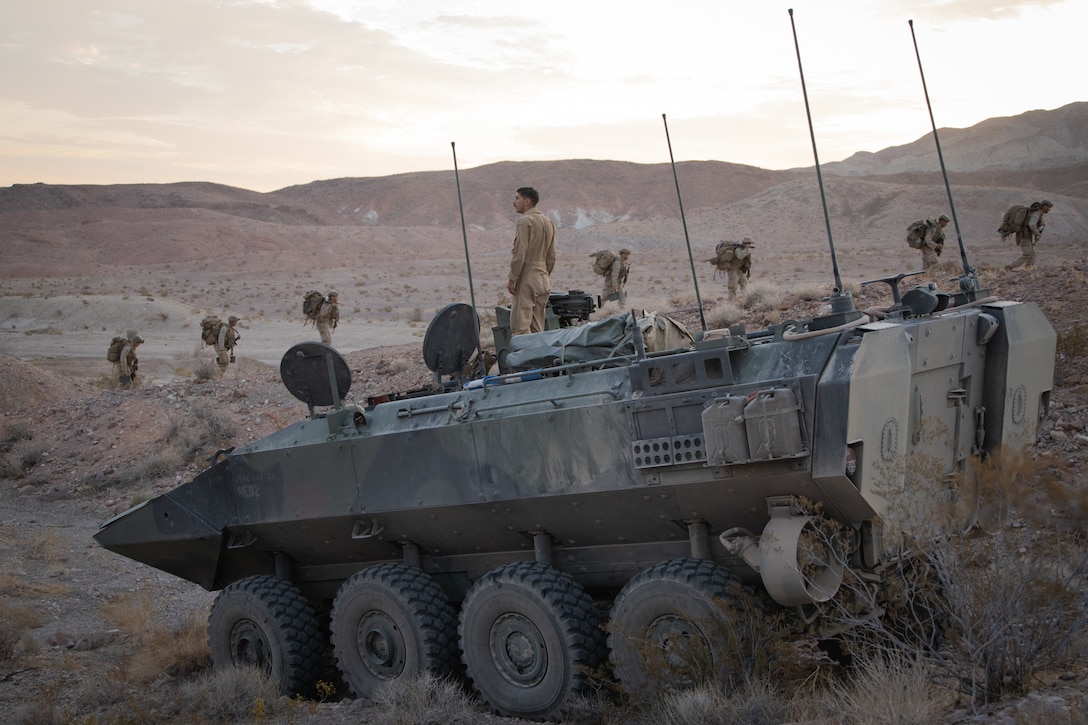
[[214, 316, 240, 378], [315, 291, 339, 345], [595, 248, 632, 308], [708, 238, 754, 300], [112, 334, 142, 389], [1004, 200, 1053, 271], [906, 214, 949, 275]]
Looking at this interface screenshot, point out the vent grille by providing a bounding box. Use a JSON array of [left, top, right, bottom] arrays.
[[632, 435, 706, 468]]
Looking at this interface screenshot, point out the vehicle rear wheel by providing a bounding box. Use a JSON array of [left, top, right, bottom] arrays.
[[330, 563, 459, 697], [459, 561, 605, 720], [207, 575, 324, 695], [608, 558, 753, 701]]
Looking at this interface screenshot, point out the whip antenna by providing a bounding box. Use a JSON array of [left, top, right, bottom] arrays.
[[788, 9, 859, 322], [662, 113, 707, 331], [451, 142, 486, 376], [908, 19, 980, 294]]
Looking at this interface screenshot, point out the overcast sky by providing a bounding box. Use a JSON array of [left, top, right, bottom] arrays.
[[1, 0, 1082, 192]]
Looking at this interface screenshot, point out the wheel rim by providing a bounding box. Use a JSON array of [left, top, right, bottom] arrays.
[[230, 618, 272, 673], [645, 613, 711, 687], [490, 612, 548, 687], [357, 610, 406, 679]]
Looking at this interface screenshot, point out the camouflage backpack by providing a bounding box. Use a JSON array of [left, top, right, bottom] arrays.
[[106, 336, 126, 363], [590, 250, 617, 277], [997, 202, 1039, 240], [303, 290, 326, 320], [905, 220, 930, 249], [708, 241, 737, 270], [200, 316, 223, 346]]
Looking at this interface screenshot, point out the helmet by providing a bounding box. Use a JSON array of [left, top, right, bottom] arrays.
[[131, 335, 144, 344], [619, 248, 631, 255], [327, 290, 339, 298], [228, 315, 240, 323], [742, 237, 753, 245], [938, 214, 950, 222], [1040, 200, 1054, 208]]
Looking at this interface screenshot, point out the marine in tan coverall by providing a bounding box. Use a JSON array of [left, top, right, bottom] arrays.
[[507, 187, 556, 335]]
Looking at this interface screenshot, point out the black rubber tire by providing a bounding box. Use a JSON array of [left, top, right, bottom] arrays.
[[608, 558, 748, 700], [207, 575, 325, 696], [459, 561, 605, 720], [330, 563, 459, 698]]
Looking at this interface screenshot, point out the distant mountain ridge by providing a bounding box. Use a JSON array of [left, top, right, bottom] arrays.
[[0, 103, 1085, 276], [822, 102, 1088, 176]]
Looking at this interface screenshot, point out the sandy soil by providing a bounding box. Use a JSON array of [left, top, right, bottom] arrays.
[[1, 250, 1086, 723]]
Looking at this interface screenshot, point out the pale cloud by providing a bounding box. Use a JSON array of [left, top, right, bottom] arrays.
[[0, 0, 1083, 191]]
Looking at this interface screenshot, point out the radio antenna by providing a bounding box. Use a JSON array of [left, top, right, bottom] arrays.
[[788, 9, 859, 325], [908, 20, 981, 295], [451, 142, 486, 376], [662, 113, 707, 331]]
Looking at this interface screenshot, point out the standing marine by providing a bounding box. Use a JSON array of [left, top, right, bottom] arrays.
[[214, 316, 240, 378], [1005, 200, 1053, 271], [507, 187, 556, 336], [316, 291, 340, 345], [908, 214, 949, 275], [117, 335, 143, 390], [599, 248, 632, 309], [708, 238, 754, 300]]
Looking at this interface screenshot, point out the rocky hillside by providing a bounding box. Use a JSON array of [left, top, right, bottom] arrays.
[[1, 104, 1086, 279]]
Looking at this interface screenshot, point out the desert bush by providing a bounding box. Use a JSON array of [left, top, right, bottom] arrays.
[[794, 285, 828, 302], [369, 672, 479, 725], [823, 455, 1088, 709], [814, 652, 946, 725], [1055, 323, 1087, 385], [740, 282, 780, 312], [3, 442, 45, 479], [193, 359, 217, 382], [167, 666, 281, 722], [931, 523, 1088, 704], [637, 679, 793, 725], [0, 421, 32, 445], [707, 302, 744, 330], [0, 597, 44, 660], [101, 593, 211, 684]]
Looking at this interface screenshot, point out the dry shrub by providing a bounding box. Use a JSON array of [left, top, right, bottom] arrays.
[[390, 357, 411, 375], [170, 665, 281, 722], [192, 359, 217, 381], [369, 672, 479, 725], [741, 282, 780, 312], [707, 302, 744, 330], [1055, 322, 1088, 384], [795, 285, 829, 302], [817, 652, 947, 725], [826, 453, 1088, 709], [639, 680, 793, 725], [0, 597, 44, 660], [100, 592, 211, 686]]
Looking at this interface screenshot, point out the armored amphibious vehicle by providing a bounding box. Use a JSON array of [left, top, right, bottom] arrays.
[[94, 278, 1055, 719]]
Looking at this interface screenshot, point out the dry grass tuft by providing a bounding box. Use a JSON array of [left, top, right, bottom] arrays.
[[100, 592, 211, 684], [0, 597, 44, 660], [816, 652, 947, 724], [369, 672, 480, 725], [740, 282, 781, 312]]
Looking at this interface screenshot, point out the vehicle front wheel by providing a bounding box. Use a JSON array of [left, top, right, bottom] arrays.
[[207, 575, 325, 695]]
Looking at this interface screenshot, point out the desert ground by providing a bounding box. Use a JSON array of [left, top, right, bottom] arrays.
[[1, 239, 1087, 723]]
